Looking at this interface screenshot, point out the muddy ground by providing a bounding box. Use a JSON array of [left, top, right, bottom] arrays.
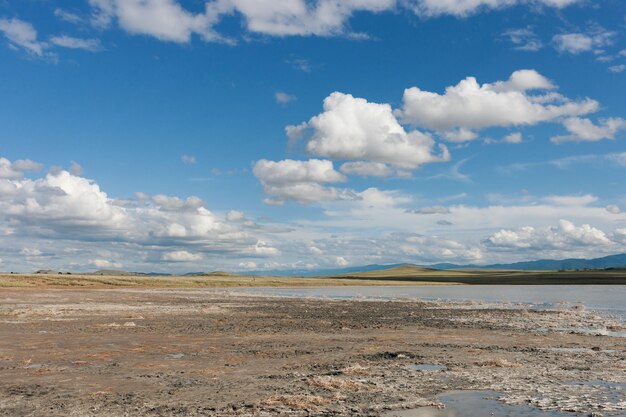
[[0, 288, 624, 416]]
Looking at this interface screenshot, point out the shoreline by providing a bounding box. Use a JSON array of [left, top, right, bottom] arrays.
[[1, 287, 625, 416]]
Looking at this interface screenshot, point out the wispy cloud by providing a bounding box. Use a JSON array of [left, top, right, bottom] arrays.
[[286, 58, 312, 72], [275, 91, 296, 105], [608, 64, 626, 73], [429, 158, 472, 183], [181, 154, 197, 165], [54, 8, 84, 25], [0, 18, 46, 56], [49, 35, 101, 51], [502, 28, 543, 51], [499, 152, 626, 173], [552, 27, 615, 55], [438, 193, 468, 203], [0, 17, 102, 58], [551, 117, 626, 143]]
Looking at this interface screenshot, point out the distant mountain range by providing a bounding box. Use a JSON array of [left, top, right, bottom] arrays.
[[431, 253, 626, 271], [248, 253, 626, 276], [32, 253, 626, 277]]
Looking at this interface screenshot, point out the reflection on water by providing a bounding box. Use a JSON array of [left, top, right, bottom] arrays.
[[386, 406, 455, 417], [411, 364, 447, 372], [566, 381, 626, 405], [554, 326, 626, 338], [384, 391, 594, 417], [228, 285, 626, 321]]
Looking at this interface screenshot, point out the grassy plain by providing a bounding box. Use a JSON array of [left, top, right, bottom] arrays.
[[331, 265, 626, 285], [1, 264, 625, 288], [0, 271, 457, 288]]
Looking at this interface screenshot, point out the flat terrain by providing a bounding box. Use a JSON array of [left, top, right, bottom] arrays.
[[0, 272, 460, 288], [2, 265, 626, 289], [0, 288, 624, 416], [331, 265, 626, 285]]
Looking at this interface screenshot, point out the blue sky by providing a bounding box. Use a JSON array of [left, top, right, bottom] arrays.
[[1, 0, 625, 273]]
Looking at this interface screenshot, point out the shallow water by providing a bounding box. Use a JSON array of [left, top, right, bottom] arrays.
[[565, 381, 626, 405], [227, 285, 626, 320], [411, 364, 447, 372], [220, 286, 626, 414], [384, 390, 626, 417], [553, 326, 626, 338]]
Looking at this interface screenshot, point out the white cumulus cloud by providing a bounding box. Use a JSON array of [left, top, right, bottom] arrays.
[[90, 259, 123, 268], [397, 69, 598, 131], [551, 117, 626, 143], [80, 0, 582, 44], [89, 0, 228, 43], [226, 210, 245, 221], [161, 250, 203, 262], [253, 158, 355, 204], [0, 164, 272, 263], [252, 240, 281, 256], [294, 92, 450, 170], [227, 0, 394, 37], [1, 158, 626, 271], [339, 161, 394, 177], [486, 219, 612, 250], [0, 158, 43, 179]]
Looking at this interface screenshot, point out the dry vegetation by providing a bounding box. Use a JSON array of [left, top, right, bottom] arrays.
[[333, 265, 469, 278], [309, 376, 372, 392], [474, 358, 522, 368], [261, 394, 332, 410], [333, 265, 626, 285], [0, 272, 458, 288], [1, 264, 625, 288]]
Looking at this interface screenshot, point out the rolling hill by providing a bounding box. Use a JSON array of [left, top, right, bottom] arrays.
[[432, 253, 626, 271]]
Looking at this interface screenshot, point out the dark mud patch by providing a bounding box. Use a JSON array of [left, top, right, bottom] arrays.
[[366, 351, 422, 360]]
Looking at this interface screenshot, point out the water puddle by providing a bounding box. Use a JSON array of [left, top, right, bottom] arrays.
[[565, 380, 626, 405], [554, 327, 626, 338], [225, 286, 626, 338], [541, 347, 596, 354], [411, 364, 447, 372], [383, 390, 621, 417]]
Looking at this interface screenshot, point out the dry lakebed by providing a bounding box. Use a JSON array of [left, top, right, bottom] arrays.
[[0, 286, 625, 416]]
